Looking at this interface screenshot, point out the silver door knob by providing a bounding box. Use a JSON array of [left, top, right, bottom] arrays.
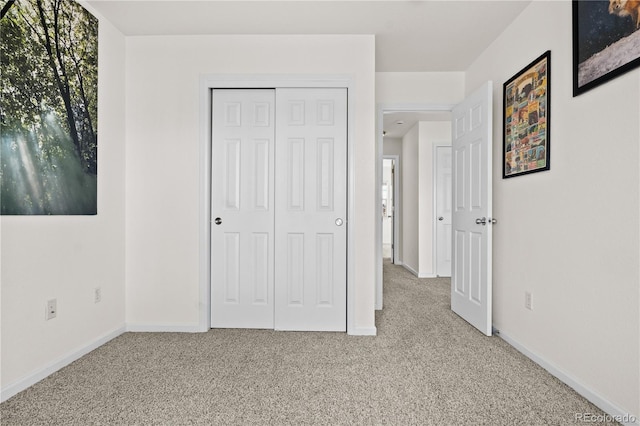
[[335, 218, 344, 226], [475, 217, 486, 225], [214, 217, 222, 225], [438, 217, 444, 221]]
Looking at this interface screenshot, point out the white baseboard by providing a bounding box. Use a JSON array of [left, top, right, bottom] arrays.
[[402, 263, 419, 276], [498, 330, 639, 426], [126, 323, 206, 333], [401, 264, 436, 279], [418, 272, 436, 278], [349, 326, 377, 336], [1, 326, 125, 403]]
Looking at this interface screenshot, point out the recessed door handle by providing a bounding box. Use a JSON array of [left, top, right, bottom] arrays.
[[214, 217, 222, 225]]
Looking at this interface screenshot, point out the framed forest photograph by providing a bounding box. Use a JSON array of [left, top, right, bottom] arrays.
[[503, 51, 551, 179], [0, 0, 98, 215], [573, 0, 640, 96]]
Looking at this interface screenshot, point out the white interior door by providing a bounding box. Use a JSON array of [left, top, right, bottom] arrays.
[[382, 158, 394, 260], [451, 82, 493, 336], [435, 146, 452, 277], [274, 88, 347, 331], [211, 89, 275, 329]]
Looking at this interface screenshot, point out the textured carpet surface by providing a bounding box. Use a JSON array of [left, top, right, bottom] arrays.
[[1, 262, 617, 425]]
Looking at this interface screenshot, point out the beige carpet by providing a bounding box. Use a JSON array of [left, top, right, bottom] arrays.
[[1, 262, 617, 425]]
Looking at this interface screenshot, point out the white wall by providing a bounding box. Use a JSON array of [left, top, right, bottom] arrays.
[[466, 1, 639, 419], [125, 35, 376, 333], [376, 72, 465, 104], [1, 13, 127, 396], [401, 124, 420, 273], [399, 121, 451, 277], [418, 121, 451, 276]]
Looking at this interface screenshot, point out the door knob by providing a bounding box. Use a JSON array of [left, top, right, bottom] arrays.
[[438, 217, 444, 221], [475, 217, 486, 225], [335, 218, 344, 226], [214, 217, 222, 225]]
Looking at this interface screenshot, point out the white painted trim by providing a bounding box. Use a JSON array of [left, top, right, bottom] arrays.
[[349, 327, 377, 336], [0, 326, 125, 403], [498, 330, 639, 426], [376, 103, 455, 314], [199, 74, 356, 335], [418, 272, 437, 279], [401, 263, 436, 278], [198, 77, 212, 333], [125, 324, 204, 333], [402, 263, 420, 277]]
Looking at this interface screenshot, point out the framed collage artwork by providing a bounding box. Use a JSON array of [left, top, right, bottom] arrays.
[[503, 51, 550, 179]]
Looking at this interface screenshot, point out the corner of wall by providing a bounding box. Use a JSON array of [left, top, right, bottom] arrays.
[[0, 7, 127, 396]]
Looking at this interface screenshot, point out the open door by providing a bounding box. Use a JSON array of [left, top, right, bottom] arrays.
[[451, 82, 493, 336]]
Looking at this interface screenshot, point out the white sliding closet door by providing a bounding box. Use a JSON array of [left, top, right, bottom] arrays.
[[211, 89, 276, 329], [211, 88, 347, 332], [274, 88, 347, 331]]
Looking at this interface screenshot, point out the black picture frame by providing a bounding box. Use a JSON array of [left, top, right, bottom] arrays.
[[573, 0, 640, 97], [503, 51, 551, 179]]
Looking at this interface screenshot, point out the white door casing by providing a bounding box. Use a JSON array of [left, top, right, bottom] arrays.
[[211, 89, 276, 329], [274, 88, 348, 331], [435, 146, 452, 277], [451, 82, 493, 336]]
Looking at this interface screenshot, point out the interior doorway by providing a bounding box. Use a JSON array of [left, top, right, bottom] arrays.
[[376, 103, 454, 310], [382, 157, 397, 263]]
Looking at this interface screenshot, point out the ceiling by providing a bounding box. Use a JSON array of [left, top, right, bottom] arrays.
[[383, 111, 451, 139], [88, 0, 531, 72], [89, 0, 530, 139]]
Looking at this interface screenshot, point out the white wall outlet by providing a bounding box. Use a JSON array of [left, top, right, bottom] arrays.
[[94, 287, 101, 303], [46, 299, 57, 320], [525, 291, 533, 311]]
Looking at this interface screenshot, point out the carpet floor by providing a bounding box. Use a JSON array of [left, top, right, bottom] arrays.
[[1, 261, 616, 425]]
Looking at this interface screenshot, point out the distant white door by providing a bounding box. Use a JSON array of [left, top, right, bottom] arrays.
[[435, 146, 452, 277], [211, 89, 276, 329], [274, 88, 347, 331], [451, 82, 493, 336], [382, 158, 394, 260]]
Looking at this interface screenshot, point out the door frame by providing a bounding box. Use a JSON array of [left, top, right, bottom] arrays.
[[382, 155, 399, 264], [199, 75, 356, 333], [376, 103, 453, 310]]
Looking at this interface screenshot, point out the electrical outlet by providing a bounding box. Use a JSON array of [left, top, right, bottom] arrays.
[[46, 299, 57, 320], [94, 287, 101, 304], [525, 291, 533, 311]]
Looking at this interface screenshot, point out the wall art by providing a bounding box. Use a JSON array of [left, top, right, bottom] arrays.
[[1, 0, 98, 215], [573, 0, 640, 96], [503, 51, 551, 179]]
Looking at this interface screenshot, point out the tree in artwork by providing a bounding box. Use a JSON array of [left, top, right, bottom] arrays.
[[1, 0, 98, 215]]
